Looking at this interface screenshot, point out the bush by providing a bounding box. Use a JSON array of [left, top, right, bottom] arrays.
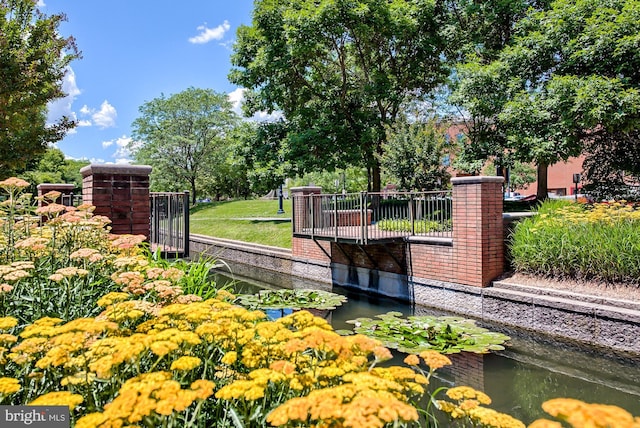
[[510, 199, 640, 284]]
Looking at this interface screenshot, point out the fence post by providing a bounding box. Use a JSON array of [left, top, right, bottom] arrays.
[[81, 164, 152, 239], [183, 191, 190, 258]]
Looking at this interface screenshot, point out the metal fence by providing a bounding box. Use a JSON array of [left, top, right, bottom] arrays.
[[293, 190, 452, 244], [150, 191, 190, 258], [60, 193, 83, 207]]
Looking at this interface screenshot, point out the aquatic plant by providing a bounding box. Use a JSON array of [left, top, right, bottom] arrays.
[[347, 312, 510, 354], [236, 288, 347, 310]]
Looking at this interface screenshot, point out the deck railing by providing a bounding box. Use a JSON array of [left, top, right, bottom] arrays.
[[150, 191, 190, 257], [293, 190, 452, 244]]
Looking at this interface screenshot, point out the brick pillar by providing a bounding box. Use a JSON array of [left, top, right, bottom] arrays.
[[451, 176, 504, 287], [80, 164, 152, 238], [290, 186, 331, 263], [36, 183, 76, 207], [290, 186, 322, 232]]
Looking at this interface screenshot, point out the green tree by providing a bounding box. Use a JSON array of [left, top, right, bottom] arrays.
[[20, 148, 88, 194], [452, 0, 640, 199], [198, 122, 255, 200], [129, 87, 239, 202], [0, 0, 79, 175], [444, 0, 552, 191], [229, 0, 447, 192], [381, 117, 451, 191]]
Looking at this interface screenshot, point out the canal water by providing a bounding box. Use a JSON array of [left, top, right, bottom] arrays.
[[211, 264, 640, 425]]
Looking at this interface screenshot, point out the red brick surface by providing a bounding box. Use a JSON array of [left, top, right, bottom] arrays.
[[293, 178, 505, 288], [81, 165, 152, 238]]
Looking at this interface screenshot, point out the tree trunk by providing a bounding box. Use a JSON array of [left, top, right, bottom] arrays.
[[536, 163, 548, 200], [191, 180, 197, 206], [372, 161, 381, 193]]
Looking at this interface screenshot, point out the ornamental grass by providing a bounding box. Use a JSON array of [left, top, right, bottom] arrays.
[[510, 199, 640, 284], [0, 177, 637, 427]]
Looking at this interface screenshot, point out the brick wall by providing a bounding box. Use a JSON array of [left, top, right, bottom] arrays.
[[408, 176, 504, 288], [81, 164, 152, 238], [292, 177, 505, 289], [331, 242, 406, 274], [292, 237, 331, 263], [36, 183, 75, 207]]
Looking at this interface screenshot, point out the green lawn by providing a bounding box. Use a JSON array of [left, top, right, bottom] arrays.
[[189, 199, 293, 248]]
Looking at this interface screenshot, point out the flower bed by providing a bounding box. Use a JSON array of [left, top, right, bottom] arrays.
[[510, 199, 640, 284]]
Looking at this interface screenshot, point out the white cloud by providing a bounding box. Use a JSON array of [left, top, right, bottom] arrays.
[[78, 100, 117, 129], [101, 140, 114, 149], [37, 0, 45, 6], [47, 67, 81, 125], [115, 158, 133, 165], [228, 87, 245, 117], [227, 87, 283, 122], [92, 101, 117, 129], [188, 20, 230, 44]]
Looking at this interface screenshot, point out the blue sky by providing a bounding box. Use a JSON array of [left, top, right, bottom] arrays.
[[42, 0, 256, 164]]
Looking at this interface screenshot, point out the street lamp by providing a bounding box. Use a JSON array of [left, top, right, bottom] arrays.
[[277, 184, 285, 214], [573, 173, 581, 201]]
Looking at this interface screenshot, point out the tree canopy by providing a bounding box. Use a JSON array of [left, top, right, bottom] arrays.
[[229, 0, 447, 192], [451, 0, 640, 198], [0, 0, 79, 175], [129, 87, 238, 202], [381, 117, 451, 191]]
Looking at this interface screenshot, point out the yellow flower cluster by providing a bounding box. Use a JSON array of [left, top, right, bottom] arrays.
[[0, 377, 20, 395], [0, 316, 18, 330], [29, 391, 84, 410], [529, 398, 640, 428], [267, 383, 419, 428], [75, 371, 214, 427], [438, 386, 525, 428], [541, 201, 640, 226]]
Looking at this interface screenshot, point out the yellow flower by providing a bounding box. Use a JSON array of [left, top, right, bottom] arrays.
[[221, 351, 238, 365], [419, 350, 452, 369], [446, 386, 491, 405], [528, 420, 563, 428], [29, 391, 84, 410], [170, 356, 201, 371], [97, 292, 131, 307], [0, 377, 20, 395], [404, 354, 420, 366], [0, 317, 18, 330]]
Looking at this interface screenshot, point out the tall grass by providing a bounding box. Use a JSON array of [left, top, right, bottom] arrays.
[[510, 200, 640, 284]]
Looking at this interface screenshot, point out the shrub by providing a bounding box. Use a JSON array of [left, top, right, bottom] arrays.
[[510, 199, 640, 284]]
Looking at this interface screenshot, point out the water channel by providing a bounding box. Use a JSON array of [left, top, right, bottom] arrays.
[[211, 263, 640, 425]]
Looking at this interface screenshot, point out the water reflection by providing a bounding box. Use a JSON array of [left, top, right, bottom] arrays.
[[211, 264, 640, 424]]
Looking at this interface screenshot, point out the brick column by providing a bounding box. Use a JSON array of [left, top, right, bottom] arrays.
[[36, 183, 76, 207], [80, 164, 152, 238], [451, 176, 504, 287], [290, 186, 331, 263]]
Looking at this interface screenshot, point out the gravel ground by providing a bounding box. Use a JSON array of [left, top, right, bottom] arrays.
[[497, 272, 640, 302]]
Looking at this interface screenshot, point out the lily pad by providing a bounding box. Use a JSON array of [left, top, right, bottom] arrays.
[[236, 289, 347, 311], [346, 312, 510, 354]]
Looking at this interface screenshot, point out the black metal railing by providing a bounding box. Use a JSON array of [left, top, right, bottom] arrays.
[[150, 191, 190, 258], [293, 190, 452, 244], [60, 193, 83, 207]]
